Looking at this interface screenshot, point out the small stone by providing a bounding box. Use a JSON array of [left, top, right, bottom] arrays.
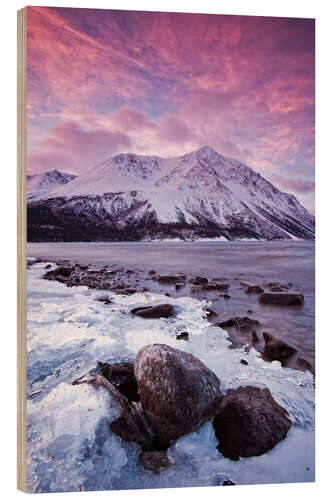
[[140, 451, 171, 473], [130, 304, 173, 318], [176, 332, 189, 341], [240, 359, 248, 365]]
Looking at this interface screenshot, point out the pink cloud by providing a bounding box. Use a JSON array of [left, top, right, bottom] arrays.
[[269, 173, 315, 194], [26, 7, 314, 208], [28, 121, 131, 174]]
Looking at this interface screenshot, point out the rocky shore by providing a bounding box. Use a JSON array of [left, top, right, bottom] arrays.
[[26, 257, 315, 490], [29, 257, 313, 373]]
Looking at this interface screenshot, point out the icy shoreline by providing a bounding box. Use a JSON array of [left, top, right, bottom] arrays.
[[27, 261, 315, 493]]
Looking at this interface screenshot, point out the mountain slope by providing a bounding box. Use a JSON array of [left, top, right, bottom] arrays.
[[27, 170, 77, 197], [27, 147, 315, 241]]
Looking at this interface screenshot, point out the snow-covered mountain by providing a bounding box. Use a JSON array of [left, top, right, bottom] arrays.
[[27, 147, 315, 241], [27, 170, 77, 197]]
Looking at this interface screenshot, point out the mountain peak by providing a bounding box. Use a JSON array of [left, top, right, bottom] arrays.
[[28, 147, 315, 241], [27, 169, 77, 194], [195, 145, 217, 154]]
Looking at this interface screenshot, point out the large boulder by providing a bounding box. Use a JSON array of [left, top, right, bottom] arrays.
[[259, 292, 304, 305], [213, 386, 292, 460], [135, 344, 223, 447], [130, 304, 173, 318]]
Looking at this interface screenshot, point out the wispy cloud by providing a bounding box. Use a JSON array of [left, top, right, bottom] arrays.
[[27, 7, 315, 210]]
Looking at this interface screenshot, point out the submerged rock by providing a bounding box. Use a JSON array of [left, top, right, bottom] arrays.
[[140, 451, 171, 473], [259, 292, 304, 306], [157, 275, 186, 284], [135, 344, 223, 447], [263, 332, 297, 361], [270, 286, 285, 292], [213, 386, 292, 460], [218, 316, 261, 332], [188, 276, 209, 285], [296, 357, 313, 372], [130, 304, 173, 318], [245, 285, 264, 294]]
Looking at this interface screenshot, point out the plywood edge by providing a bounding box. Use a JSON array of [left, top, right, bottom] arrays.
[[17, 6, 27, 493]]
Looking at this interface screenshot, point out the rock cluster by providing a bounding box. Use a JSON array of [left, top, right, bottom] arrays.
[[73, 344, 293, 474]]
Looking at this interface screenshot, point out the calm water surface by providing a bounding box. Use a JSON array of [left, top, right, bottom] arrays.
[[28, 240, 315, 369]]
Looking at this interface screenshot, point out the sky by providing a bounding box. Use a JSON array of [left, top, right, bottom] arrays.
[[27, 7, 315, 212]]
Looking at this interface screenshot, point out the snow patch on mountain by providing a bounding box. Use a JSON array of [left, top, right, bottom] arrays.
[[27, 170, 77, 197], [27, 147, 315, 241]]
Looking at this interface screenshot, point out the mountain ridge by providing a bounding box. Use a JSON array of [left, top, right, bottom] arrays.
[[27, 147, 315, 242]]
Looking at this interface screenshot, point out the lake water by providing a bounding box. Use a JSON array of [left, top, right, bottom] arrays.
[[28, 240, 315, 369]]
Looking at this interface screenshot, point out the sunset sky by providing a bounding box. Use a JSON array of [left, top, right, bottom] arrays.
[[27, 7, 315, 212]]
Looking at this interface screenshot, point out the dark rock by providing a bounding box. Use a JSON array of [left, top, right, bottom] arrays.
[[188, 276, 209, 285], [44, 264, 52, 269], [190, 284, 204, 293], [296, 357, 313, 372], [130, 304, 173, 318], [176, 332, 189, 341], [98, 361, 139, 402], [175, 283, 185, 290], [111, 288, 137, 295], [125, 270, 135, 275], [213, 386, 292, 460], [247, 309, 253, 314], [135, 344, 223, 446], [218, 317, 261, 332], [259, 293, 304, 306], [43, 266, 72, 280], [140, 450, 171, 473], [263, 332, 297, 361], [73, 373, 154, 451], [240, 359, 248, 365], [205, 281, 230, 291], [245, 285, 264, 294], [96, 295, 112, 305], [165, 292, 171, 297], [223, 294, 231, 299], [148, 270, 156, 275], [204, 308, 217, 319], [223, 480, 236, 486], [158, 275, 185, 285]]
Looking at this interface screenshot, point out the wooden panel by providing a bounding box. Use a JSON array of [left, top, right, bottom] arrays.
[[17, 6, 27, 493]]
